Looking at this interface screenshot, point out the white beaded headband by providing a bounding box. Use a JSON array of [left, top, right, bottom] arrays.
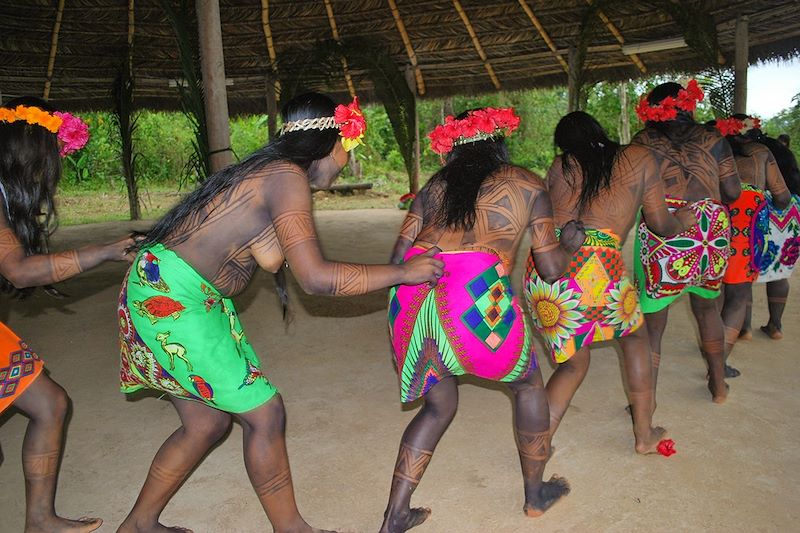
[[279, 116, 338, 135]]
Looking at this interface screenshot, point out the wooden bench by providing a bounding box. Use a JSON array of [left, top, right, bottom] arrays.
[[311, 182, 373, 195]]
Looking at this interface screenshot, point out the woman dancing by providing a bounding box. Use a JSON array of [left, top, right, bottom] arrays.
[[1, 97, 132, 532], [117, 92, 443, 533], [525, 111, 694, 453], [383, 107, 584, 532]]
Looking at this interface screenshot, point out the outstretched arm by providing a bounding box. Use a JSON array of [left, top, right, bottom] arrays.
[[763, 150, 791, 209], [0, 213, 132, 289], [528, 189, 583, 283], [390, 195, 424, 265], [259, 168, 442, 296]]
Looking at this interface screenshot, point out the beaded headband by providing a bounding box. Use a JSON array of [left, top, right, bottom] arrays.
[[279, 96, 366, 152]]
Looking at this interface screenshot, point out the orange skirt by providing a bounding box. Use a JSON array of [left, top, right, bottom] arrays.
[[0, 321, 44, 414], [723, 184, 766, 284]]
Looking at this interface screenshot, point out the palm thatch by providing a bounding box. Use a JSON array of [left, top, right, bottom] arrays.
[[1, 0, 799, 113]]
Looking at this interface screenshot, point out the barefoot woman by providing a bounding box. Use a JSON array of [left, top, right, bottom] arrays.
[[526, 111, 694, 453], [631, 81, 741, 401], [117, 93, 443, 533], [383, 108, 583, 532], [716, 115, 791, 374], [1, 97, 132, 532]]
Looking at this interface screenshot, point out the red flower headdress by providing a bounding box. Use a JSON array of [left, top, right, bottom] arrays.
[[715, 115, 761, 137], [428, 107, 521, 155], [635, 80, 705, 123], [280, 96, 367, 152], [0, 105, 90, 157]]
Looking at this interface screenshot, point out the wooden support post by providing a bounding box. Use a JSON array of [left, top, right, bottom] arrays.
[[43, 0, 65, 99], [266, 76, 278, 141], [196, 0, 234, 172], [734, 15, 749, 115], [405, 66, 420, 194], [567, 46, 581, 112], [618, 80, 630, 144]]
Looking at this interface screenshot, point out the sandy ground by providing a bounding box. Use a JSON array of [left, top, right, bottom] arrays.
[[1, 209, 798, 533]]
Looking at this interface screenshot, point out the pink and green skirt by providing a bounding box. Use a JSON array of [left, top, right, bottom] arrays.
[[388, 246, 535, 403], [753, 193, 800, 283], [119, 244, 278, 413], [525, 229, 643, 363]]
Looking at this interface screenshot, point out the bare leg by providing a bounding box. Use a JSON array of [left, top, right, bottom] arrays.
[[236, 394, 333, 533], [643, 307, 669, 394], [617, 326, 667, 454], [689, 294, 728, 403], [508, 369, 569, 517], [380, 377, 458, 533], [761, 280, 789, 339], [739, 287, 753, 340], [118, 398, 231, 533], [544, 347, 590, 439], [720, 282, 751, 377], [13, 373, 102, 533]]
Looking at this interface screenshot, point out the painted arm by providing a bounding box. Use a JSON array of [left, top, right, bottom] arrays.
[[261, 168, 442, 296], [715, 137, 742, 204], [528, 188, 584, 284], [390, 194, 424, 265], [641, 157, 696, 236], [763, 150, 791, 209], [0, 212, 133, 289]]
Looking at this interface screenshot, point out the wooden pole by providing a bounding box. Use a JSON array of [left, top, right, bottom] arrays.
[[618, 80, 630, 144], [734, 15, 749, 114], [567, 46, 580, 112], [517, 0, 568, 73], [322, 0, 356, 98], [43, 0, 65, 99], [266, 75, 278, 141], [452, 0, 501, 90], [388, 0, 425, 95], [405, 66, 420, 193], [196, 0, 234, 172]]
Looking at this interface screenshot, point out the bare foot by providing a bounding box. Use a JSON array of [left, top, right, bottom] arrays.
[[116, 518, 193, 533], [724, 364, 741, 378], [708, 379, 729, 404], [523, 475, 570, 517], [379, 507, 431, 533], [25, 516, 102, 533], [634, 426, 668, 455], [738, 328, 752, 341], [760, 324, 783, 340]]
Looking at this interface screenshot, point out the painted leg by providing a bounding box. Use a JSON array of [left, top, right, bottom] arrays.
[[544, 347, 590, 439], [118, 397, 231, 533], [508, 369, 569, 517], [617, 327, 667, 455], [739, 286, 753, 340], [720, 282, 751, 377], [380, 377, 458, 533], [237, 395, 333, 533], [690, 294, 728, 403], [14, 374, 102, 533], [762, 279, 789, 339], [643, 307, 669, 393]]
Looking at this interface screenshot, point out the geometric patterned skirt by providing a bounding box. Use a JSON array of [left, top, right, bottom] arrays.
[[723, 184, 766, 285], [388, 246, 535, 403], [525, 229, 643, 364], [0, 321, 44, 414], [754, 193, 800, 283]]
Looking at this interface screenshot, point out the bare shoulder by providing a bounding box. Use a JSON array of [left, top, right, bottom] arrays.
[[498, 164, 547, 191]]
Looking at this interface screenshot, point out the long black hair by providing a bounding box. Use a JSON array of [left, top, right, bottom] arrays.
[[645, 82, 700, 143], [138, 92, 340, 250], [554, 111, 621, 214], [0, 96, 62, 297], [428, 109, 511, 229]]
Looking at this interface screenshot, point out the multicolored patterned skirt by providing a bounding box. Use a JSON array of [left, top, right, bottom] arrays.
[[753, 193, 800, 283], [388, 246, 535, 403], [0, 321, 44, 414], [119, 244, 278, 413], [634, 198, 731, 313], [524, 229, 643, 364], [722, 184, 766, 284]]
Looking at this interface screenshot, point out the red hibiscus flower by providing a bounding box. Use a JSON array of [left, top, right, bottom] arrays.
[[334, 96, 367, 150], [657, 439, 677, 457]]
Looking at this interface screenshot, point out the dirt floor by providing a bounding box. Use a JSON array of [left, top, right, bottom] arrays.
[[1, 209, 798, 533]]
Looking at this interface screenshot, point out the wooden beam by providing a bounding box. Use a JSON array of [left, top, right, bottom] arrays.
[[43, 0, 65, 99], [388, 0, 425, 96], [586, 0, 647, 74], [452, 0, 501, 90], [127, 0, 134, 73], [567, 46, 581, 112], [260, 0, 280, 138], [404, 67, 420, 193], [517, 0, 568, 73], [196, 0, 234, 172], [734, 15, 748, 114], [322, 0, 356, 98]]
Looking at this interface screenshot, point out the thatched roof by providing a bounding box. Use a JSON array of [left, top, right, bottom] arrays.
[[1, 0, 799, 113]]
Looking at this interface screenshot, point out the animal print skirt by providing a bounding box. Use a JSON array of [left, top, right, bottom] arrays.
[[119, 244, 277, 412]]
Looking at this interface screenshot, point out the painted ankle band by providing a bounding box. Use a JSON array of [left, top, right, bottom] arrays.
[[651, 352, 661, 369], [393, 443, 433, 486], [254, 467, 292, 499], [701, 339, 724, 354], [723, 326, 740, 345], [767, 297, 788, 304], [516, 430, 550, 461], [22, 450, 59, 480]]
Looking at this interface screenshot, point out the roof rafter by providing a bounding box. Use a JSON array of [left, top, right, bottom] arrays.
[[587, 0, 647, 74], [43, 0, 66, 99], [517, 0, 569, 73], [388, 0, 425, 95], [452, 0, 501, 90], [260, 0, 281, 95], [322, 0, 356, 98]]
